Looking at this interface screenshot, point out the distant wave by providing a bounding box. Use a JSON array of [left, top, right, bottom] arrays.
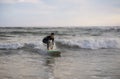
[[0, 26, 120, 36], [56, 38, 120, 49]]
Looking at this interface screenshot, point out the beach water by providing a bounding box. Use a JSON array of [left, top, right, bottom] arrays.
[[0, 27, 120, 79]]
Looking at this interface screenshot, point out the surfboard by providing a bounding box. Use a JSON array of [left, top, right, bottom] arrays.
[[47, 50, 61, 56]]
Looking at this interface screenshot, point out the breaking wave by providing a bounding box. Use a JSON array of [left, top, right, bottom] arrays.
[[56, 38, 120, 49], [0, 43, 24, 50], [0, 38, 120, 50], [0, 42, 44, 50]]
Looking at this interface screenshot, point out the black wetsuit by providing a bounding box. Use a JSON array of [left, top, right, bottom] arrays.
[[42, 36, 54, 49]]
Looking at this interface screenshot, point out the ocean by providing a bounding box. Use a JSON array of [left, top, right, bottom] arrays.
[[0, 26, 120, 79]]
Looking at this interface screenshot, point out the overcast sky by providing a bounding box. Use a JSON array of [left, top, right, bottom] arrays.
[[0, 0, 120, 27]]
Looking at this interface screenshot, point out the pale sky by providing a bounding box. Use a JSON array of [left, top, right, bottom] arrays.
[[0, 0, 120, 27]]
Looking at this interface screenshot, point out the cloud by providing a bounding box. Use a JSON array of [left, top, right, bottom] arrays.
[[0, 0, 16, 4], [0, 0, 120, 26], [0, 0, 40, 4], [18, 0, 40, 3]]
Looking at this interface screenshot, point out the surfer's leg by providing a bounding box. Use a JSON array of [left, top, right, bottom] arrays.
[[47, 41, 50, 50], [50, 44, 53, 50], [49, 41, 53, 50], [43, 40, 49, 50]]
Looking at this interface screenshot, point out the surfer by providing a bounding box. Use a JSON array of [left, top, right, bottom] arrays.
[[42, 33, 54, 50]]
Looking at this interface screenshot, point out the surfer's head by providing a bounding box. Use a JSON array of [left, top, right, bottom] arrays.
[[51, 33, 54, 35], [50, 33, 54, 38]]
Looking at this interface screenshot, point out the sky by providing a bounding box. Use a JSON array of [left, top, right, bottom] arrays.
[[0, 0, 120, 27]]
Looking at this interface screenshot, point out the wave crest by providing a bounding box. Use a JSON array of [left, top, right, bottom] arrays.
[[0, 43, 24, 49], [56, 38, 120, 49]]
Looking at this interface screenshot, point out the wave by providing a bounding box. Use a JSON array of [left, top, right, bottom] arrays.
[[0, 42, 40, 49], [0, 26, 120, 36], [0, 41, 54, 51], [56, 38, 120, 49], [0, 42, 58, 55], [0, 43, 24, 49], [0, 38, 120, 50]]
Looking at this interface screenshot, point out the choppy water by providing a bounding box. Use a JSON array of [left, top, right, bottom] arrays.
[[0, 26, 120, 79]]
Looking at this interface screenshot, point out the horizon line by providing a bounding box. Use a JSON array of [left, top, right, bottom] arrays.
[[0, 26, 120, 28]]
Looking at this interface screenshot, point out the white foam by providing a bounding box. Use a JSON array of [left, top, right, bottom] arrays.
[[0, 43, 24, 49], [0, 41, 57, 50], [56, 37, 120, 49], [0, 37, 119, 50]]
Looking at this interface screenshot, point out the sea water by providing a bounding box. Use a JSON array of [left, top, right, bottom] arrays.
[[0, 26, 120, 79]]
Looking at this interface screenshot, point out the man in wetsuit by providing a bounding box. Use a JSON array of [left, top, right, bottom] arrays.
[[42, 33, 54, 50]]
